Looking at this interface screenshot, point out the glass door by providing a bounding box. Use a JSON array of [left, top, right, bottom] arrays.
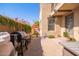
[[65, 13, 74, 35]]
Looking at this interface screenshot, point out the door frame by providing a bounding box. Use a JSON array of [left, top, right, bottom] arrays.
[[65, 13, 74, 35]]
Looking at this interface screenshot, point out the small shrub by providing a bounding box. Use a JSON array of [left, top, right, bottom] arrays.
[[63, 32, 69, 37], [68, 37, 76, 42], [32, 31, 39, 37], [48, 35, 55, 38]]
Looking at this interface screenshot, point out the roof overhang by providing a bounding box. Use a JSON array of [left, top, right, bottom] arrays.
[[51, 3, 79, 17]]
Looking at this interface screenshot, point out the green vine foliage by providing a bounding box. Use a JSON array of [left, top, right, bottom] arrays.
[[0, 17, 3, 25], [8, 19, 14, 27], [0, 15, 31, 33], [3, 17, 9, 25], [23, 25, 31, 33], [0, 16, 9, 25], [0, 16, 6, 25]]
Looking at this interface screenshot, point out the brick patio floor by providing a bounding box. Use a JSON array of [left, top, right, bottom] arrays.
[[24, 37, 64, 56]]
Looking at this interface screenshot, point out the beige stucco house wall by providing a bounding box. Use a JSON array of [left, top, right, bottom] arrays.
[[40, 3, 79, 41], [60, 7, 79, 41], [40, 3, 51, 36], [73, 7, 79, 41], [40, 3, 62, 37]]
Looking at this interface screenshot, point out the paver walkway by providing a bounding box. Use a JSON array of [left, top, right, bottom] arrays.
[[24, 37, 65, 56]]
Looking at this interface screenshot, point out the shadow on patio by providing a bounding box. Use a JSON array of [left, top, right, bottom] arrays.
[[24, 37, 43, 56]]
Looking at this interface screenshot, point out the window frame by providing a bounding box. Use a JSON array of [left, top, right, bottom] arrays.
[[48, 16, 55, 31], [65, 13, 74, 35]]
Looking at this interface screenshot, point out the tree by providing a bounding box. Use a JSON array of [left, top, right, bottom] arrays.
[[23, 24, 31, 33], [34, 20, 39, 26]]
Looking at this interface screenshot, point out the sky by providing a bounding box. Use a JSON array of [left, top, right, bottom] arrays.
[[0, 3, 40, 25]]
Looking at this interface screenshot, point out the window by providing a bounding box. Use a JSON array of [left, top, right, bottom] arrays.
[[48, 17, 55, 31], [65, 13, 74, 35]]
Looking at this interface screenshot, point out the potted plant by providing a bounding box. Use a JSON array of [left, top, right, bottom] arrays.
[[63, 31, 69, 37]]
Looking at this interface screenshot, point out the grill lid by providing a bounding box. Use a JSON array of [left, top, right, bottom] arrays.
[[0, 32, 10, 43], [17, 31, 27, 38]]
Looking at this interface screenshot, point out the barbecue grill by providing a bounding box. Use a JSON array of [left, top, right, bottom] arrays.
[[10, 31, 31, 56], [0, 32, 15, 56]]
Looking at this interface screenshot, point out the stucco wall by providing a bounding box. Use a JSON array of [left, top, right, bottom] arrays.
[[73, 7, 79, 41], [40, 3, 52, 36], [0, 25, 16, 32], [40, 4, 64, 37], [60, 16, 65, 37], [60, 7, 79, 41], [55, 17, 62, 36], [0, 25, 9, 32], [40, 3, 79, 40]]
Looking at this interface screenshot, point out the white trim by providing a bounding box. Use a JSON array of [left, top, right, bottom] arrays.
[[51, 3, 64, 16]]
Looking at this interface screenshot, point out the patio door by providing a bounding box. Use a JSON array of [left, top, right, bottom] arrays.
[[65, 13, 74, 35]]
